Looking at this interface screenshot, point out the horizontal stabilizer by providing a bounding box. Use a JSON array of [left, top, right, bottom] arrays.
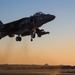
[[0, 20, 3, 25]]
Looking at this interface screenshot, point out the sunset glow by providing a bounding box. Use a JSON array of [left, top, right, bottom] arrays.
[[0, 0, 75, 65]]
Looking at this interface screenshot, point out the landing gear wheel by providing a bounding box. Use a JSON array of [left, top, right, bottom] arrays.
[[16, 37, 22, 41], [31, 38, 33, 41]]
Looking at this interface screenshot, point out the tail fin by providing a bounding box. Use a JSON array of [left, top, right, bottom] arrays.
[[0, 20, 3, 25]]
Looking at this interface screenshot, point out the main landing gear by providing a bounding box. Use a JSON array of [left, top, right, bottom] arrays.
[[16, 36, 22, 41]]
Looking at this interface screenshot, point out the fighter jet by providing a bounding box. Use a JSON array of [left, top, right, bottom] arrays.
[[0, 12, 55, 41]]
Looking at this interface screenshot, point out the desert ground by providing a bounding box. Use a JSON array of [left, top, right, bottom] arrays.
[[0, 65, 75, 75], [0, 69, 75, 75]]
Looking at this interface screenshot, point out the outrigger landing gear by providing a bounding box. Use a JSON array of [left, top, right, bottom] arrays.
[[16, 36, 22, 41]]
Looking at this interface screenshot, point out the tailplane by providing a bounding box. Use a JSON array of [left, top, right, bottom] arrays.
[[0, 20, 3, 25]]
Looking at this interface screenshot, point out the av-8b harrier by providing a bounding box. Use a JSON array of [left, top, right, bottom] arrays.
[[0, 12, 55, 41]]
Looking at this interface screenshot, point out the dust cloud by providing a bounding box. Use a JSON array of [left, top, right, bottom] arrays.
[[0, 37, 29, 64], [50, 69, 61, 75], [0, 39, 14, 63]]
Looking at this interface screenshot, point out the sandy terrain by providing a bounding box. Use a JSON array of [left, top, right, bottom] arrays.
[[0, 69, 75, 75]]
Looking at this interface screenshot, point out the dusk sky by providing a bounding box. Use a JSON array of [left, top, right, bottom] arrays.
[[0, 0, 75, 65]]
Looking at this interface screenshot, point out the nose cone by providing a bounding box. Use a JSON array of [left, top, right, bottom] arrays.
[[47, 14, 56, 21], [43, 14, 55, 24], [51, 15, 56, 20]]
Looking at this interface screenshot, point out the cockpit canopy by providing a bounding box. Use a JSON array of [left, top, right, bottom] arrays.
[[33, 12, 45, 16]]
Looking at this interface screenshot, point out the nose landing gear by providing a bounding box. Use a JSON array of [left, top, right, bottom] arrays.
[[31, 38, 33, 41], [31, 33, 36, 41]]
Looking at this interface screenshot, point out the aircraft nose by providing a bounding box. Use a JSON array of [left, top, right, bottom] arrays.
[[51, 15, 56, 20], [41, 14, 56, 24], [47, 14, 56, 20]]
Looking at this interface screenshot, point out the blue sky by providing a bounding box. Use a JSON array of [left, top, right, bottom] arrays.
[[0, 0, 75, 65], [0, 0, 75, 35]]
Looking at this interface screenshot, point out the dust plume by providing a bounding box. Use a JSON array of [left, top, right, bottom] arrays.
[[13, 38, 29, 56], [0, 37, 30, 64], [0, 38, 14, 64], [50, 69, 61, 75], [19, 38, 29, 54]]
